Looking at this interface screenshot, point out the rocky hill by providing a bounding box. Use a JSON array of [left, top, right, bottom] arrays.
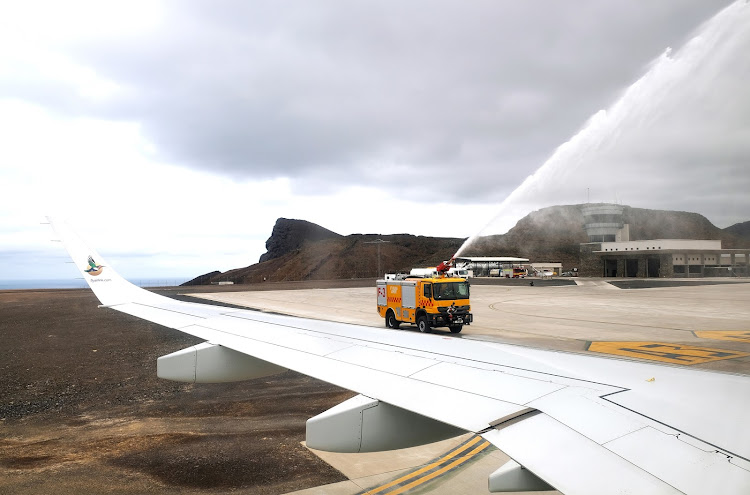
[[186, 218, 464, 284], [259, 218, 342, 263], [184, 206, 749, 285], [725, 220, 750, 240]]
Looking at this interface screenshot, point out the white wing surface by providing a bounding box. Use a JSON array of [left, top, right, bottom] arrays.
[[48, 218, 750, 494]]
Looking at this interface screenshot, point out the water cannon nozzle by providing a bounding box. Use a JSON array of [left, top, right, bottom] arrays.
[[436, 257, 455, 274]]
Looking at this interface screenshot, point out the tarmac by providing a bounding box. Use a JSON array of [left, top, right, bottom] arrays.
[[186, 277, 750, 494]]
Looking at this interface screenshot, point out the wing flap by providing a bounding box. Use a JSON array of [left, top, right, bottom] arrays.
[[528, 387, 651, 444], [605, 426, 750, 495], [483, 414, 683, 495], [606, 371, 750, 460]]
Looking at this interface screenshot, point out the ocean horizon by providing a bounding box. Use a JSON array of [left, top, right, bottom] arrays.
[[0, 278, 191, 290]]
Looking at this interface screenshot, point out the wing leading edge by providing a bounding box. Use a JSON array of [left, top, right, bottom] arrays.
[[48, 218, 750, 494]]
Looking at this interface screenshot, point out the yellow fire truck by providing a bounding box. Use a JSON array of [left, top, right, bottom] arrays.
[[376, 272, 472, 333]]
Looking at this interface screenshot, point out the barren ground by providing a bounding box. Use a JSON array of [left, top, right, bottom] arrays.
[[0, 286, 355, 494]]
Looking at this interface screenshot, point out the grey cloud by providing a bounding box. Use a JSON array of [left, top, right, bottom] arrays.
[[3, 0, 740, 208]]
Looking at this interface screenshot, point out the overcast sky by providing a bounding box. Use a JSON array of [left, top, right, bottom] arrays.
[[1, 0, 748, 282]]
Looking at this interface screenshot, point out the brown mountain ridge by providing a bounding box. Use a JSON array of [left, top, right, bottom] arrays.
[[184, 206, 749, 285]]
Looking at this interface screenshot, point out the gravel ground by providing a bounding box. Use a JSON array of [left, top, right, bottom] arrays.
[[0, 288, 353, 494]]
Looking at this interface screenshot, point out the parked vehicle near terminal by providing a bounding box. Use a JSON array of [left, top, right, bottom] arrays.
[[511, 267, 527, 278], [488, 267, 527, 278], [409, 266, 472, 279], [448, 267, 471, 278]]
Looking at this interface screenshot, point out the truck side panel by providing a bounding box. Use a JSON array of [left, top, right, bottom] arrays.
[[402, 282, 416, 309], [377, 282, 387, 307], [387, 283, 403, 308], [400, 281, 417, 323]]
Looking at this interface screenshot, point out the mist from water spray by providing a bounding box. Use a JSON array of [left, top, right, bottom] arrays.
[[455, 0, 750, 258]]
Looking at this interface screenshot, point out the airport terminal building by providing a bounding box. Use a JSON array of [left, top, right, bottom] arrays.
[[578, 204, 750, 278]]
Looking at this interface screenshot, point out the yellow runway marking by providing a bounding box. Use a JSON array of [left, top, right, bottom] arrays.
[[588, 341, 750, 365], [387, 441, 490, 495], [362, 436, 491, 495], [694, 330, 750, 344]]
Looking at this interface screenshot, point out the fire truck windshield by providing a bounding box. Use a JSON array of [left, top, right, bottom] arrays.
[[432, 281, 470, 300]]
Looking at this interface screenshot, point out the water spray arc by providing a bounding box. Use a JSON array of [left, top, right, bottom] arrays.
[[454, 0, 750, 259]]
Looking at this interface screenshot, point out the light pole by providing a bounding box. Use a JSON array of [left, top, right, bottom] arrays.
[[364, 239, 390, 277]]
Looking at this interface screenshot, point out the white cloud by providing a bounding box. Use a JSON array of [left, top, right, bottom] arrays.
[[0, 100, 487, 280]]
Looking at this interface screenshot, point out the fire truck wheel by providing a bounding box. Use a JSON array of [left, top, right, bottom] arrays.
[[417, 316, 430, 333], [449, 325, 463, 333], [386, 311, 400, 329]]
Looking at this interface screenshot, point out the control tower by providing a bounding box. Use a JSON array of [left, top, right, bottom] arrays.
[[581, 204, 629, 242]]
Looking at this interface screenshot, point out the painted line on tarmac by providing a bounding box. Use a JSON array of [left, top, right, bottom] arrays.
[[587, 341, 750, 365], [360, 435, 492, 495], [693, 330, 750, 344]]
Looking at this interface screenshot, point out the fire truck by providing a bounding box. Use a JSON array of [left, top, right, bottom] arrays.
[[377, 259, 472, 333]]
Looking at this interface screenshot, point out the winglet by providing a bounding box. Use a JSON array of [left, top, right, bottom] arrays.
[[46, 217, 160, 307]]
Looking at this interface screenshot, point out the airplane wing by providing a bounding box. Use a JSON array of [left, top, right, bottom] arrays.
[[48, 218, 750, 494]]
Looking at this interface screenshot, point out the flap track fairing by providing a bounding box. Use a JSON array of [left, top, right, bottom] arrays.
[[488, 460, 554, 492], [306, 394, 466, 453], [157, 342, 287, 383]]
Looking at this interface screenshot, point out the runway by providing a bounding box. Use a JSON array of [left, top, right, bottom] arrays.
[[190, 278, 750, 373]]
